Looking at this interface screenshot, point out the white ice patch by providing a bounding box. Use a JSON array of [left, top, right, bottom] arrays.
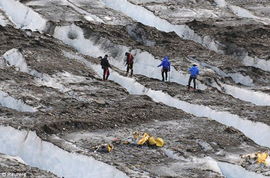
[[60, 0, 104, 23], [156, 151, 222, 176], [54, 25, 104, 58], [56, 24, 207, 89], [222, 84, 270, 106], [243, 55, 270, 72], [230, 5, 257, 19], [66, 52, 270, 148], [227, 3, 270, 25], [2, 48, 86, 104], [25, 0, 50, 6], [228, 73, 253, 86], [111, 50, 207, 90], [129, 0, 167, 3], [3, 49, 29, 73], [214, 0, 227, 8], [218, 162, 267, 178], [187, 57, 270, 106], [101, 0, 221, 53], [0, 91, 37, 112], [35, 74, 70, 93], [147, 5, 219, 20], [35, 72, 86, 93], [0, 0, 47, 31], [192, 157, 222, 175], [0, 126, 127, 178], [0, 11, 9, 26], [2, 48, 73, 94], [102, 0, 270, 73]]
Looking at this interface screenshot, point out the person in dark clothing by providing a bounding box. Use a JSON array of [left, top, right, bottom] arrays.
[[157, 56, 171, 81], [125, 52, 134, 77], [100, 55, 111, 80], [188, 64, 199, 90]]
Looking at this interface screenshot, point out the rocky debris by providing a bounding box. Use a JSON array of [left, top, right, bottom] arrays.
[[0, 153, 57, 177], [0, 0, 269, 177], [241, 151, 270, 176], [59, 117, 262, 177], [136, 75, 270, 126]]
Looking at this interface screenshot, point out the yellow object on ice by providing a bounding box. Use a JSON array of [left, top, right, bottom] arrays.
[[107, 144, 113, 152], [148, 136, 157, 145], [257, 152, 269, 164], [137, 133, 150, 145], [155, 137, 164, 147]]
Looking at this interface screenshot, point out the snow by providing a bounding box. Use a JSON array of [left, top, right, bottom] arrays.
[[59, 24, 270, 146], [2, 48, 87, 102], [0, 11, 9, 26], [65, 52, 270, 148], [214, 0, 227, 7], [190, 57, 254, 86], [25, 0, 50, 6], [111, 50, 207, 89], [0, 0, 47, 31], [226, 1, 270, 25], [228, 73, 253, 86], [223, 84, 270, 106], [2, 49, 66, 92], [54, 25, 104, 58], [146, 5, 219, 20], [161, 152, 223, 175], [4, 0, 269, 106], [243, 55, 270, 72], [230, 5, 257, 19], [58, 24, 270, 106], [187, 57, 270, 106], [35, 73, 72, 93], [3, 49, 29, 73], [192, 157, 222, 175], [129, 0, 167, 3], [101, 0, 222, 53], [218, 162, 267, 178], [60, 0, 104, 23], [56, 25, 207, 90], [163, 149, 183, 161], [101, 0, 270, 73], [0, 126, 127, 178], [0, 91, 37, 112], [35, 71, 86, 95]]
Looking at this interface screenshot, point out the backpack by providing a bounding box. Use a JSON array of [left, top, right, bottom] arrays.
[[127, 54, 134, 64]]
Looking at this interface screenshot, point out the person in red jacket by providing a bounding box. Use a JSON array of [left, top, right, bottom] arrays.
[[125, 52, 134, 77]]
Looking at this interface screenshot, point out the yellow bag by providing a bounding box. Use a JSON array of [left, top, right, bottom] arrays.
[[148, 136, 157, 145], [155, 137, 165, 147], [257, 152, 268, 164], [137, 133, 150, 145], [107, 144, 113, 152]]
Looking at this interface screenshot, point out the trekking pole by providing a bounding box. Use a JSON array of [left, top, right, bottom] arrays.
[[169, 70, 171, 82]]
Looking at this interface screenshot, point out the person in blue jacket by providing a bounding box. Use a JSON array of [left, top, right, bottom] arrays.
[[157, 56, 171, 81], [188, 64, 199, 90]]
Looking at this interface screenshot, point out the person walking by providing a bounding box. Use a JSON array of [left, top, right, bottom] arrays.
[[187, 63, 199, 90], [125, 52, 134, 77], [100, 55, 111, 80], [157, 56, 171, 81]]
